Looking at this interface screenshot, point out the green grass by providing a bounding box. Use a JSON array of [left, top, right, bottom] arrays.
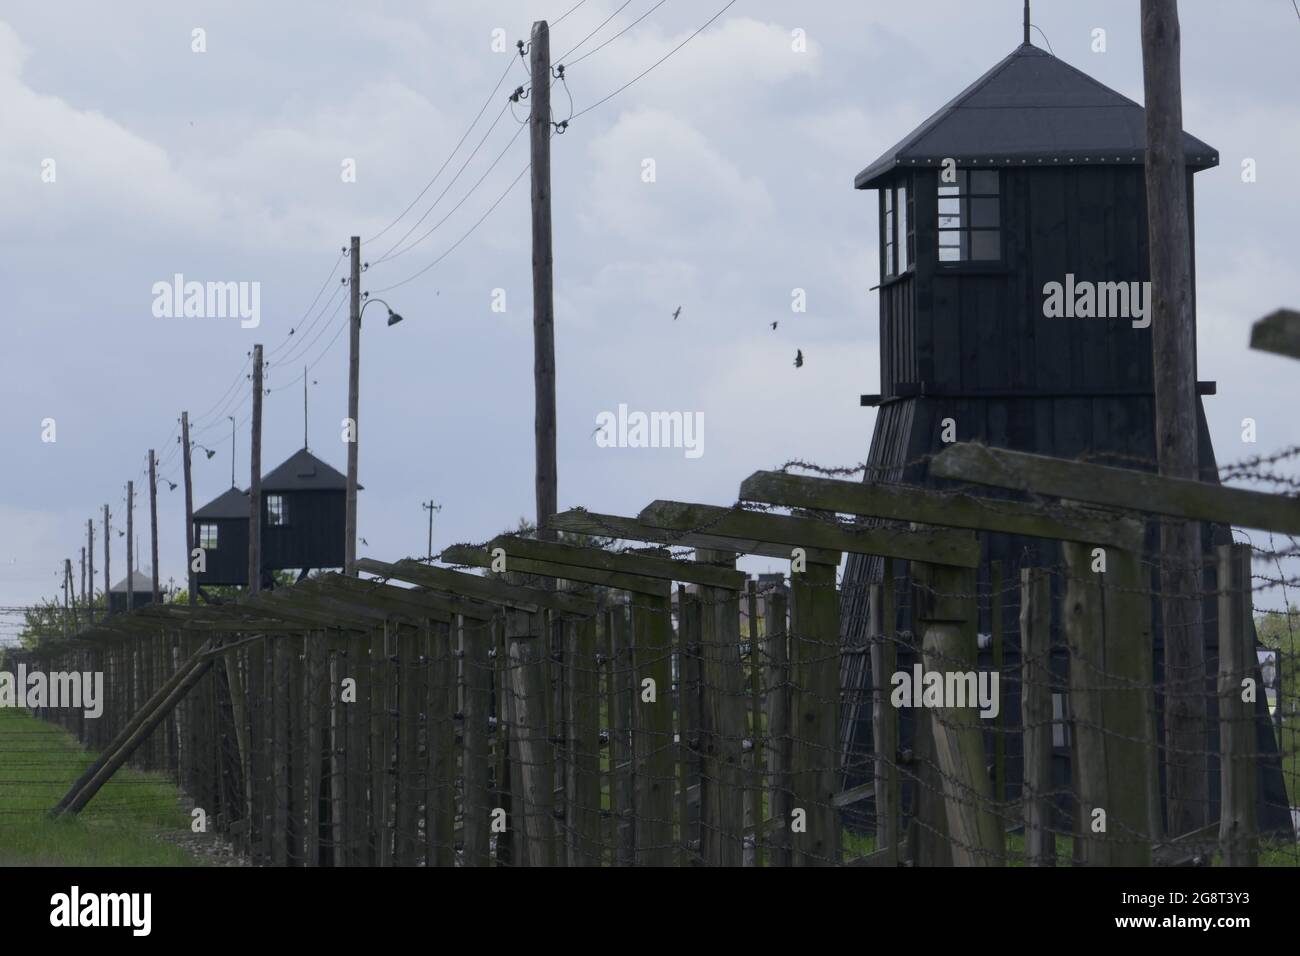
[[0, 708, 197, 866]]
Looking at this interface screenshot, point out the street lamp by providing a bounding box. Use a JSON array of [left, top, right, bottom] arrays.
[[345, 287, 409, 575], [360, 296, 404, 328]]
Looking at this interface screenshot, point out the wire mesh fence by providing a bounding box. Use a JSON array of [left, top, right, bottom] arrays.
[[4, 442, 1298, 867]]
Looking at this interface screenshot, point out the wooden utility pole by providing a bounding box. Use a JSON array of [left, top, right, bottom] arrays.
[[79, 547, 86, 614], [423, 500, 441, 560], [249, 344, 264, 594], [87, 519, 94, 624], [126, 480, 135, 611], [102, 505, 110, 617], [345, 236, 361, 574], [62, 559, 70, 637], [181, 412, 195, 605], [1141, 0, 1205, 835], [148, 448, 160, 603], [530, 20, 557, 541]]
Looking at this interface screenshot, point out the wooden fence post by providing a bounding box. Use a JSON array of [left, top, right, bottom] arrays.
[[463, 615, 493, 866], [566, 614, 601, 865], [505, 608, 555, 866], [870, 561, 900, 864], [764, 583, 791, 866], [696, 550, 746, 866], [745, 578, 763, 867], [426, 620, 456, 866], [787, 555, 841, 865], [371, 626, 394, 866], [1218, 542, 1258, 866], [394, 624, 420, 866], [675, 586, 697, 865], [632, 591, 675, 866], [913, 561, 1001, 866], [303, 632, 324, 867], [345, 631, 370, 865], [1020, 567, 1054, 866], [1062, 542, 1154, 866]]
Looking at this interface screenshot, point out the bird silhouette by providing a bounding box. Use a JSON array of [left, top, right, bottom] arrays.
[[771, 321, 778, 330], [794, 349, 804, 369], [672, 307, 682, 321], [360, 538, 369, 547]]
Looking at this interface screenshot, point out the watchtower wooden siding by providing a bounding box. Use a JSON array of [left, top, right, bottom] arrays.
[[877, 166, 1198, 401]]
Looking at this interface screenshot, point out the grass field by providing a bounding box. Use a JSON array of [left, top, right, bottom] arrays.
[[0, 708, 196, 866]]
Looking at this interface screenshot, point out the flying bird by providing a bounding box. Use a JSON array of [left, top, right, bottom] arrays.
[[672, 307, 681, 321], [770, 321, 778, 330], [359, 538, 369, 547], [794, 349, 803, 369]]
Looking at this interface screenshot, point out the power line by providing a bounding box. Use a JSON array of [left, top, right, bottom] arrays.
[[371, 103, 521, 264], [557, 0, 637, 63], [266, 249, 347, 361], [567, 0, 670, 68], [373, 122, 529, 264], [364, 55, 520, 246], [370, 159, 533, 294], [267, 279, 348, 369], [572, 0, 737, 121]]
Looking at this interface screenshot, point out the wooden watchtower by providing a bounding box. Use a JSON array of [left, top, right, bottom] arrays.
[[841, 39, 1290, 833]]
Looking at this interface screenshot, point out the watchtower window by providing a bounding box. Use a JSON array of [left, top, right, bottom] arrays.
[[880, 179, 913, 279], [198, 523, 219, 550], [938, 169, 1000, 262], [267, 494, 288, 527]]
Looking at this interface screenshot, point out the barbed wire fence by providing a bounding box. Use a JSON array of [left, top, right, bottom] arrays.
[[3, 442, 1297, 867]]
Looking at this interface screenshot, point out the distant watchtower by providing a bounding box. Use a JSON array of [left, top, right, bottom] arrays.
[[840, 39, 1288, 832], [192, 448, 348, 590]]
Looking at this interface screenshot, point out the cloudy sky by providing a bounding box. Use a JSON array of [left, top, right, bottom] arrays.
[[2, 0, 1296, 640]]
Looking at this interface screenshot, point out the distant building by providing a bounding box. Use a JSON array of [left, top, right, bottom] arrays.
[[191, 448, 348, 589], [108, 570, 155, 614]]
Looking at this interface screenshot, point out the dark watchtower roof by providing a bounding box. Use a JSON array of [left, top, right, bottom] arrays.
[[193, 486, 249, 520], [854, 42, 1218, 189], [262, 448, 347, 492], [111, 570, 154, 594]]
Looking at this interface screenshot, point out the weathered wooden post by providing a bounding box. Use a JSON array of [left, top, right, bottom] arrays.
[[1061, 542, 1154, 866], [395, 624, 421, 866], [427, 620, 457, 866], [371, 625, 394, 866], [632, 589, 675, 866], [913, 561, 1002, 866], [302, 632, 324, 867], [608, 601, 635, 864], [462, 615, 493, 866], [695, 549, 747, 866], [1217, 542, 1258, 866], [566, 612, 601, 865], [764, 583, 791, 866], [788, 552, 842, 866], [870, 560, 900, 864], [1019, 567, 1054, 866], [345, 631, 370, 865], [327, 635, 346, 866], [745, 578, 763, 866], [505, 607, 556, 866], [675, 585, 698, 865]]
